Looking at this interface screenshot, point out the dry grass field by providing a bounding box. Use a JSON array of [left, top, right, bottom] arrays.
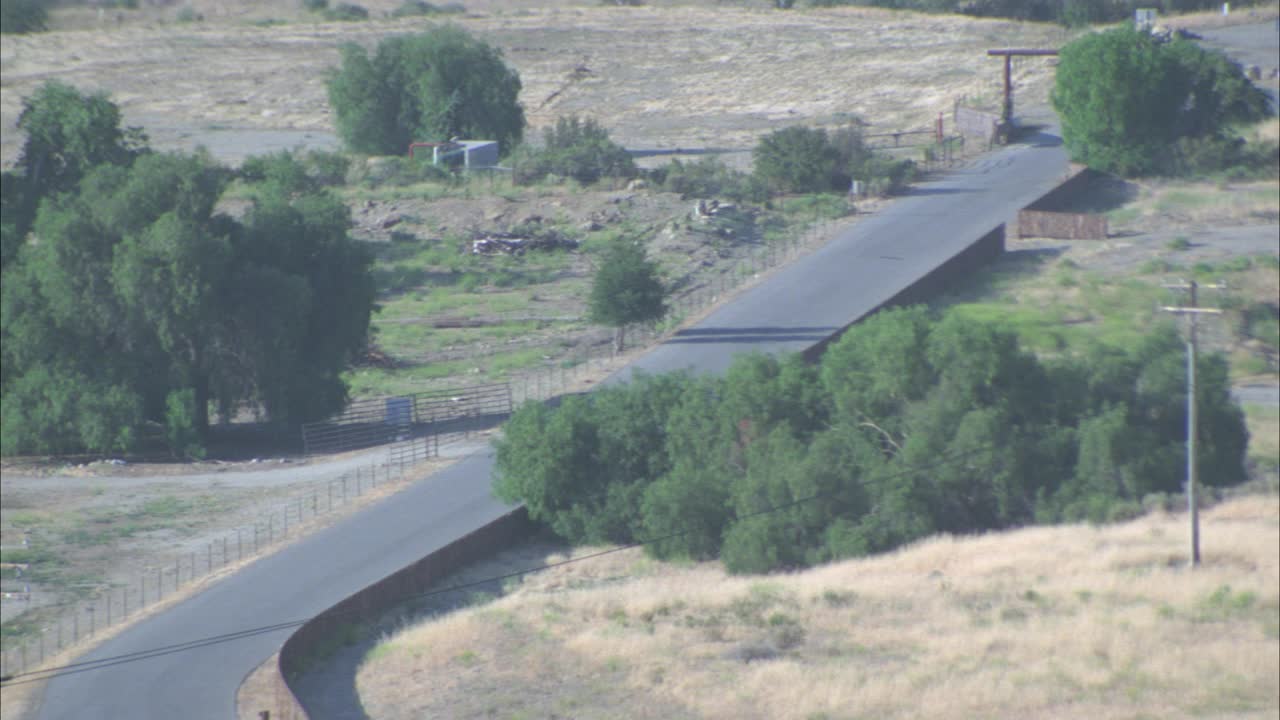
[[356, 494, 1280, 720], [0, 1, 1071, 164]]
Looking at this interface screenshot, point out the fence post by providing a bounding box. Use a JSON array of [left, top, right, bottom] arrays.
[[73, 614, 78, 644], [88, 605, 95, 638]]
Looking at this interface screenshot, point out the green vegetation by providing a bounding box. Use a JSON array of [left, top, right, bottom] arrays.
[[326, 26, 524, 156], [512, 116, 636, 186], [752, 124, 915, 196], [494, 307, 1249, 574], [391, 1, 466, 17], [648, 157, 768, 203], [1052, 26, 1271, 177], [0, 0, 47, 34], [1, 83, 375, 456], [587, 238, 667, 352]]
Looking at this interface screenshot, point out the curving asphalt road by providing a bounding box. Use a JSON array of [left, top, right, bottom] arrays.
[[31, 131, 1069, 720]]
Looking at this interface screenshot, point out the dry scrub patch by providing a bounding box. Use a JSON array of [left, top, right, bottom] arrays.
[[356, 495, 1280, 720]]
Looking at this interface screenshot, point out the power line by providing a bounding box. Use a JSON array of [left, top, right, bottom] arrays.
[[0, 444, 992, 687]]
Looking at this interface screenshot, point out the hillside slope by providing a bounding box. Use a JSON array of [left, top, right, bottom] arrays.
[[357, 494, 1280, 720]]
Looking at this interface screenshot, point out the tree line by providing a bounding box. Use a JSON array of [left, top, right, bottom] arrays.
[[494, 307, 1249, 574], [1, 82, 375, 457]]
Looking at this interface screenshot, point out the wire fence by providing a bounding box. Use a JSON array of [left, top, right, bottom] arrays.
[[0, 142, 986, 682], [0, 445, 438, 681], [301, 383, 513, 456]]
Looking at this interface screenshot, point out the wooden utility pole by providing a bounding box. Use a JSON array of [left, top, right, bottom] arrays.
[[1162, 280, 1224, 567], [985, 49, 1059, 126]]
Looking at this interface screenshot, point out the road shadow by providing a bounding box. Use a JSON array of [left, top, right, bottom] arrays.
[[1012, 124, 1064, 148], [903, 187, 978, 197], [290, 536, 571, 720], [668, 326, 839, 345]]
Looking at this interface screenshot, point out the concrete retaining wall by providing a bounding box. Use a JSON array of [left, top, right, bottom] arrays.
[[1015, 166, 1109, 239], [1017, 209, 1108, 240], [260, 509, 534, 720]]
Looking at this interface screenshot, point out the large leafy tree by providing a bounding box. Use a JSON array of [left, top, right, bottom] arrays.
[[3, 81, 146, 268], [1052, 26, 1270, 176], [587, 238, 666, 353], [492, 305, 1249, 574], [326, 25, 525, 155], [1, 89, 375, 455]]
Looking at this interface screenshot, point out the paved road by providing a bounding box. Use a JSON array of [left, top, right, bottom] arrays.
[[32, 131, 1068, 720]]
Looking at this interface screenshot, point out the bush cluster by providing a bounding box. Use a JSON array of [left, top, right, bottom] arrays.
[[390, 0, 465, 16], [239, 149, 352, 190], [647, 158, 769, 203], [512, 116, 637, 185], [1, 0, 47, 34], [494, 306, 1249, 574], [752, 124, 915, 196]]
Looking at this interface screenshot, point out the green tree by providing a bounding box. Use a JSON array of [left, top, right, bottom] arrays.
[[1, 147, 375, 455], [1, 0, 47, 34], [1052, 27, 1270, 176], [4, 81, 146, 265], [326, 26, 524, 156], [587, 238, 666, 353], [16, 80, 146, 197]]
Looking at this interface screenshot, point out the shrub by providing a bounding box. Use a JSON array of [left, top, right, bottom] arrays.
[[1, 0, 48, 34], [753, 124, 916, 196], [325, 2, 368, 20], [753, 126, 837, 194], [391, 0, 462, 16], [239, 149, 351, 190], [512, 116, 636, 185], [650, 157, 768, 202]]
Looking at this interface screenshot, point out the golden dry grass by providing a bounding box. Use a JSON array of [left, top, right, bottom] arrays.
[[357, 495, 1280, 720], [1108, 177, 1280, 234], [0, 3, 1071, 165]]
